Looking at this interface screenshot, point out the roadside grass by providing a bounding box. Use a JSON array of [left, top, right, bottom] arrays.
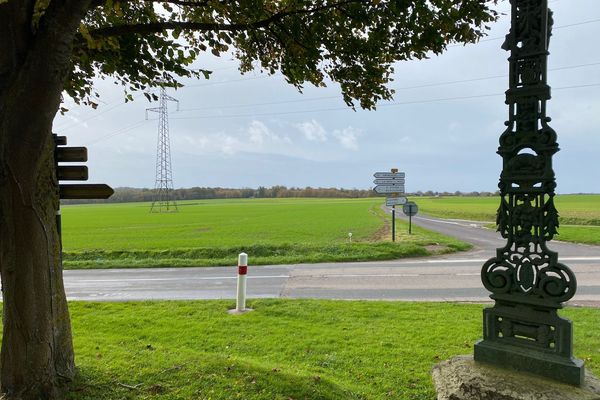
[[414, 194, 600, 245], [557, 225, 600, 245], [61, 198, 469, 269], [61, 300, 600, 399]]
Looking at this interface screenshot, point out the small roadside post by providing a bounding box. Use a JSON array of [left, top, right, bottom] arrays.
[[229, 252, 252, 314], [373, 169, 406, 242], [402, 201, 418, 235]]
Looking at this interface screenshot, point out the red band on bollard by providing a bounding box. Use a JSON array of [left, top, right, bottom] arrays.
[[238, 265, 248, 275]]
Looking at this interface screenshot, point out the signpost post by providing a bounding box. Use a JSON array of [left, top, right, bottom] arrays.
[[373, 169, 406, 242], [402, 201, 418, 235], [392, 203, 395, 242]]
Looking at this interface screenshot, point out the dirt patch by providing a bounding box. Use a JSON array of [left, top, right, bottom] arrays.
[[425, 244, 451, 254], [369, 207, 392, 242]]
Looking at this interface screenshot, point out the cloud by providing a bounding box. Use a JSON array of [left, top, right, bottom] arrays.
[[296, 119, 328, 142], [332, 127, 361, 150], [247, 120, 292, 145], [178, 120, 295, 157], [179, 132, 241, 155]]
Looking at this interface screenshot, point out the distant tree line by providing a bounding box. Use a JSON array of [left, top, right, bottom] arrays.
[[61, 186, 501, 205], [412, 190, 500, 197]]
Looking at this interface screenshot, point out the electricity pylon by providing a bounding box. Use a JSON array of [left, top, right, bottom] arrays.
[[147, 87, 179, 213]]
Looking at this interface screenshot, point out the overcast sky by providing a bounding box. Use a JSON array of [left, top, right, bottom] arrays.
[[53, 0, 600, 193]]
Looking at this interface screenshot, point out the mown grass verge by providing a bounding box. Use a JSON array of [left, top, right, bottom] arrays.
[[59, 300, 600, 399], [63, 231, 469, 269]]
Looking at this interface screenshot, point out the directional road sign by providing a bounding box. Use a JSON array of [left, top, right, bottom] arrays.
[[373, 170, 405, 195], [54, 134, 113, 200], [386, 196, 408, 206], [373, 178, 405, 185], [374, 172, 405, 179], [59, 184, 114, 199], [373, 185, 405, 194]]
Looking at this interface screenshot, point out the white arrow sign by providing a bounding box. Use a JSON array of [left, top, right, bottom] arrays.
[[386, 196, 408, 206], [374, 185, 405, 194], [373, 178, 406, 185], [374, 172, 405, 179]]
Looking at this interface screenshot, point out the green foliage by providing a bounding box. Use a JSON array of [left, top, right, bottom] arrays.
[[60, 198, 469, 268], [20, 300, 592, 399], [64, 0, 498, 108]]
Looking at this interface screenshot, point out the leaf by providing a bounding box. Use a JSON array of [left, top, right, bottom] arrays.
[[200, 69, 212, 80], [63, 0, 497, 109]]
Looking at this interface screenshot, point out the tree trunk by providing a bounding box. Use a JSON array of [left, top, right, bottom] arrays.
[[0, 2, 92, 398], [0, 132, 74, 399]]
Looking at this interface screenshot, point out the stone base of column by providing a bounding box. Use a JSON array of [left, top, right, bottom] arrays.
[[474, 339, 584, 386], [432, 355, 598, 400]]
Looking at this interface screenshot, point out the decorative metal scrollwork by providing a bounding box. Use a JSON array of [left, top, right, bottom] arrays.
[[482, 246, 577, 304], [475, 0, 584, 386], [482, 0, 575, 308]]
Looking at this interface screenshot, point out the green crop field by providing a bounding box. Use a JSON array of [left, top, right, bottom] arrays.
[[60, 194, 600, 269], [414, 194, 600, 245], [61, 198, 468, 269]]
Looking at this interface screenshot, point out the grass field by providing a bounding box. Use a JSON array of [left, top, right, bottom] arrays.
[[58, 300, 600, 399], [61, 198, 468, 269], [60, 194, 600, 269], [414, 194, 600, 245]]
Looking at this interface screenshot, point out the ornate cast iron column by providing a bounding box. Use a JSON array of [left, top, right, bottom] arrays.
[[473, 0, 584, 386]]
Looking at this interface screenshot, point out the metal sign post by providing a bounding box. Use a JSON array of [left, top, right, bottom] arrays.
[[402, 201, 418, 235], [373, 168, 406, 242], [392, 205, 396, 242]]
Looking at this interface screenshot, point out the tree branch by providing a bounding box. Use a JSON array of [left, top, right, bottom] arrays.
[[142, 0, 212, 6], [88, 0, 367, 38]]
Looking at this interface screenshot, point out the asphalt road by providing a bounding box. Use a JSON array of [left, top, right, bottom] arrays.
[[391, 209, 599, 258], [64, 209, 600, 303]]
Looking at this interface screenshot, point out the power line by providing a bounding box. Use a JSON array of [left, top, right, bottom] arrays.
[[183, 74, 272, 89], [450, 16, 600, 47], [393, 61, 600, 90], [85, 119, 150, 145], [175, 61, 600, 113], [178, 95, 339, 112], [55, 92, 146, 133], [554, 17, 600, 30], [64, 57, 600, 126], [168, 82, 600, 121], [54, 76, 272, 132], [85, 79, 600, 145]]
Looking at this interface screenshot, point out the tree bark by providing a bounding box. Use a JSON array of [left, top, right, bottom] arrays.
[[0, 2, 91, 398]]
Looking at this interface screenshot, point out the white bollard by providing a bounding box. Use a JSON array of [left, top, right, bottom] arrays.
[[236, 252, 248, 312]]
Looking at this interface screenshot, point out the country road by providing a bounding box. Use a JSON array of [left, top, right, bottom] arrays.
[[63, 209, 600, 303], [390, 206, 600, 258]]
